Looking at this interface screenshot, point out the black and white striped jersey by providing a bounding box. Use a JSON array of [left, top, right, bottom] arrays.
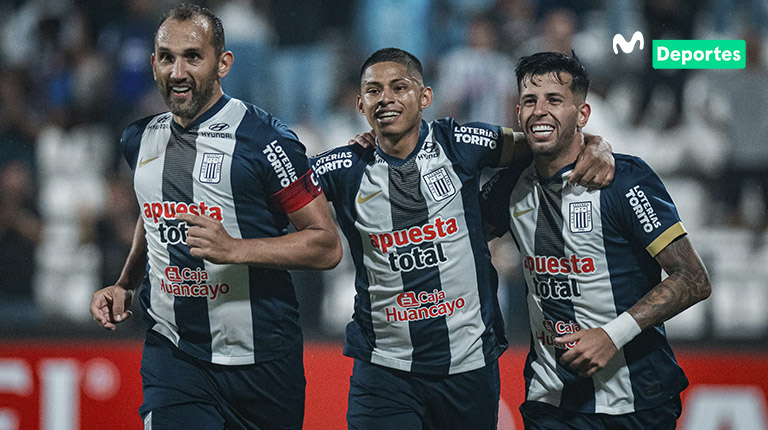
[[482, 154, 689, 414], [122, 95, 321, 365], [312, 118, 509, 375]]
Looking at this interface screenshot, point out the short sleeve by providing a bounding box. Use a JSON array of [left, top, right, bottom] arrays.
[[605, 155, 686, 257], [480, 167, 521, 239], [432, 118, 504, 170], [259, 134, 322, 214]]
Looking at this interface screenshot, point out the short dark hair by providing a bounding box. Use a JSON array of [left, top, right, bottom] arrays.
[[360, 48, 424, 82], [157, 3, 226, 57], [515, 52, 590, 102]]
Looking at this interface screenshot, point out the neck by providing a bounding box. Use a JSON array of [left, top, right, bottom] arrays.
[[377, 119, 422, 159], [534, 132, 584, 178]]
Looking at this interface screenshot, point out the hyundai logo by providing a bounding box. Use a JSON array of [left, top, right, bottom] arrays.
[[209, 123, 230, 131]]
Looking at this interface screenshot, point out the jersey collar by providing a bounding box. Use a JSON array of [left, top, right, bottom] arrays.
[[374, 119, 430, 167], [171, 93, 231, 131], [537, 161, 575, 186]]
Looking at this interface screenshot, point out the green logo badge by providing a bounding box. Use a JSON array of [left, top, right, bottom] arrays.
[[653, 40, 746, 69]]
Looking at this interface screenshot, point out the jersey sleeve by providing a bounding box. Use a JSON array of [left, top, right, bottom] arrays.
[[606, 155, 686, 257], [309, 144, 372, 204], [120, 116, 153, 170], [259, 130, 323, 214], [433, 118, 504, 170], [480, 167, 522, 239]]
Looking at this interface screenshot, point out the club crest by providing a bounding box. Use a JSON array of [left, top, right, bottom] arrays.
[[200, 153, 224, 184], [569, 202, 593, 233]]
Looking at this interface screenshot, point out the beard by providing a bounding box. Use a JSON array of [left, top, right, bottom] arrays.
[[158, 73, 217, 121]]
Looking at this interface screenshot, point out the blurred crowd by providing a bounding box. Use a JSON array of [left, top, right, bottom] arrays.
[[1, 0, 767, 343]]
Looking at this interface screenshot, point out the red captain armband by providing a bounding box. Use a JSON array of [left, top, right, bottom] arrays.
[[272, 170, 323, 213]]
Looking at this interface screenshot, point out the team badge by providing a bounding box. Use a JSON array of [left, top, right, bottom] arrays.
[[569, 202, 593, 233], [199, 153, 224, 184], [423, 167, 456, 201]]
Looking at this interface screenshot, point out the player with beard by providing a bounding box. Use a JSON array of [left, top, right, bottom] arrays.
[[481, 52, 711, 429], [89, 4, 342, 429]]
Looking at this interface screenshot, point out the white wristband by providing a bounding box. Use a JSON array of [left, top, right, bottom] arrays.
[[601, 312, 642, 350]]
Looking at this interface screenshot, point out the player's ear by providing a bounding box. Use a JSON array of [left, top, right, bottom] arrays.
[[420, 86, 433, 109], [356, 95, 365, 115], [218, 51, 233, 78], [577, 102, 591, 128], [151, 53, 157, 81]]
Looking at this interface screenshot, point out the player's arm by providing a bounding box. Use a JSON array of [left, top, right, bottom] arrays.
[[90, 216, 147, 330], [556, 236, 711, 377], [497, 129, 615, 188], [177, 193, 342, 270], [626, 236, 711, 330]]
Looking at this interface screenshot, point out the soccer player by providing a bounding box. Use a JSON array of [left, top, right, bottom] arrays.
[[89, 4, 342, 429], [481, 52, 711, 429], [311, 47, 614, 429]]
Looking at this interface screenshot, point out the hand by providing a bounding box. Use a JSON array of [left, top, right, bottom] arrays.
[[555, 327, 618, 377], [347, 129, 376, 148], [567, 135, 614, 189], [90, 285, 133, 331], [175, 213, 239, 264]]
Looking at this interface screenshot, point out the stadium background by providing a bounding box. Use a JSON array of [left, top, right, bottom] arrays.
[[0, 0, 766, 428]]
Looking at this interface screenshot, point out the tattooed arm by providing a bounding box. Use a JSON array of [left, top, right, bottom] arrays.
[[556, 236, 711, 377], [628, 235, 711, 329]]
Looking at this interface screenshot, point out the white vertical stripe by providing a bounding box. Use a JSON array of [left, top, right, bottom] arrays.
[[416, 138, 485, 374], [356, 159, 415, 370], [508, 167, 568, 404], [563, 182, 636, 413], [196, 100, 255, 364], [135, 115, 177, 344]]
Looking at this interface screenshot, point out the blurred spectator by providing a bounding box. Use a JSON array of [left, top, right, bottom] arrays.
[[354, 0, 433, 60], [489, 235, 528, 343], [269, 0, 349, 126], [632, 0, 698, 130], [98, 0, 165, 129], [0, 68, 38, 171], [0, 161, 43, 325], [430, 0, 496, 56], [492, 0, 535, 58], [79, 174, 139, 288], [215, 0, 275, 111], [34, 104, 112, 323], [708, 30, 768, 238], [711, 0, 767, 37], [515, 8, 578, 56], [531, 0, 594, 24], [436, 13, 516, 125]]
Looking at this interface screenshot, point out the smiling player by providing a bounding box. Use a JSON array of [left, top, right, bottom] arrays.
[[481, 51, 711, 429], [311, 47, 615, 430], [89, 4, 341, 429]]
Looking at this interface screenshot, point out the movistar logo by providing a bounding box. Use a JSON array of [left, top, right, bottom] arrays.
[[613, 31, 644, 54]]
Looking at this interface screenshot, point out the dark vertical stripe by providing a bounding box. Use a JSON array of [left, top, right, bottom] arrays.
[[534, 178, 595, 411], [230, 116, 302, 362], [389, 158, 450, 373], [164, 124, 212, 360], [600, 189, 687, 408]]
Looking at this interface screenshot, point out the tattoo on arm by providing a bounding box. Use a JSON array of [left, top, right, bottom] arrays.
[[628, 236, 711, 330]]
